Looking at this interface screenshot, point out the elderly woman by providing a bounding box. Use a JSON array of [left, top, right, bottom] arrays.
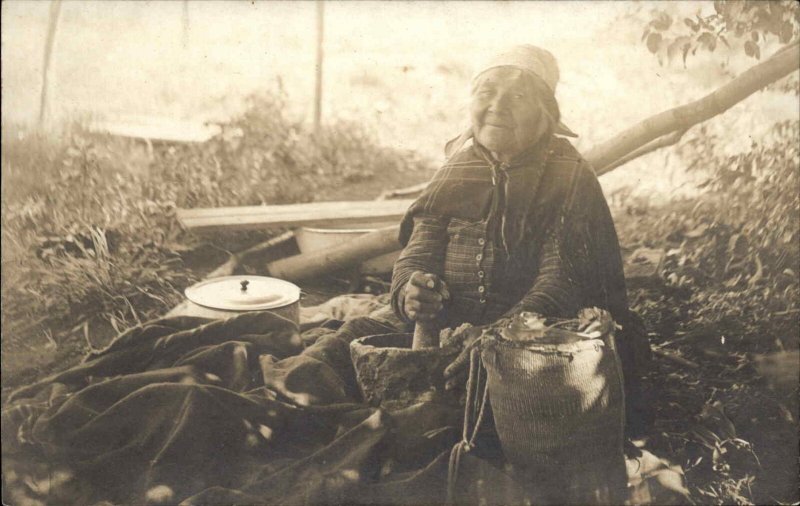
[[1, 44, 666, 506], [386, 44, 651, 431]]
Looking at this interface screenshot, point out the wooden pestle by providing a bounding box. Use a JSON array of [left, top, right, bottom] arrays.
[[411, 275, 446, 350], [412, 320, 441, 350]]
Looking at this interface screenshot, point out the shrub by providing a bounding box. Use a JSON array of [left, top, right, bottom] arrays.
[[668, 120, 799, 341], [621, 120, 799, 350], [1, 87, 431, 361]]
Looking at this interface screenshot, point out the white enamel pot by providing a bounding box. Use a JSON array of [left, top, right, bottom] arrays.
[[167, 275, 301, 323]]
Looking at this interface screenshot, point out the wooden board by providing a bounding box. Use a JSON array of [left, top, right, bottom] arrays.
[[178, 199, 414, 233], [88, 117, 221, 144]]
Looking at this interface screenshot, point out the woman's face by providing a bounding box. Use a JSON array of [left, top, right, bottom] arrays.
[[470, 67, 551, 162]]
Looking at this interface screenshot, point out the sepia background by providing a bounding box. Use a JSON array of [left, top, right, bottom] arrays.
[[2, 1, 798, 504]]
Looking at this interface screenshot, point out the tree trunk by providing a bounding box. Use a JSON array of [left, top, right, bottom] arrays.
[[313, 0, 325, 133], [182, 0, 190, 49], [38, 0, 63, 126]]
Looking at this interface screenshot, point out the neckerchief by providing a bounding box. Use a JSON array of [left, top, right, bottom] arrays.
[[472, 139, 549, 257]]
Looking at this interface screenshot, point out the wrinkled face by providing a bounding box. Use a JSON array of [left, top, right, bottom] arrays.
[[470, 67, 551, 162]]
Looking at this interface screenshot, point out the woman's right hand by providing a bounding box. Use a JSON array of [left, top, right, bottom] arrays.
[[403, 271, 446, 321]]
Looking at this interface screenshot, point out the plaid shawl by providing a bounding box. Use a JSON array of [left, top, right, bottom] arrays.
[[400, 136, 628, 317]]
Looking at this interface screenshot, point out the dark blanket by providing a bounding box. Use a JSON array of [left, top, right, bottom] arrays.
[[2, 308, 689, 505], [2, 312, 526, 505]]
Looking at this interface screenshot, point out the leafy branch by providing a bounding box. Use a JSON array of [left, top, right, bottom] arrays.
[[642, 1, 799, 66]]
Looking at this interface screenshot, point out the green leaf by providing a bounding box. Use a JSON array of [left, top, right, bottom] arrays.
[[647, 32, 663, 54], [780, 21, 794, 43], [651, 11, 673, 31], [727, 1, 744, 23], [682, 42, 693, 67], [698, 32, 717, 52], [744, 40, 756, 57]]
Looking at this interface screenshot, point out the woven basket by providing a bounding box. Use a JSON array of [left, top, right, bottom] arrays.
[[481, 332, 628, 504]]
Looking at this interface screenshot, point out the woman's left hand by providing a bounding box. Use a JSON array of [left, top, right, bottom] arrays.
[[443, 325, 483, 390]]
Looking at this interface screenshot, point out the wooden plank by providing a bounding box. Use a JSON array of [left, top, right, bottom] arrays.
[[178, 199, 413, 233], [88, 117, 220, 144]]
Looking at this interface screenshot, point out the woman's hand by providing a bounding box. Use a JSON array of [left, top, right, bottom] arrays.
[[403, 271, 447, 322], [443, 325, 483, 390]]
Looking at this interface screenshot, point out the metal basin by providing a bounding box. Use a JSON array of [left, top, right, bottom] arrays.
[[295, 225, 401, 274]]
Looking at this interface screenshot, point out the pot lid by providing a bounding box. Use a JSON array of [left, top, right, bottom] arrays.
[[185, 275, 300, 312]]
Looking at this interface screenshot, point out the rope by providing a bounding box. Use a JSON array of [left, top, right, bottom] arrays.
[[472, 355, 482, 423], [446, 344, 490, 505]]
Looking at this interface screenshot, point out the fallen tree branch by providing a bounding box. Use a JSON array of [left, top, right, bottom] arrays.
[[587, 41, 800, 172], [653, 348, 700, 369], [266, 226, 399, 282], [598, 128, 689, 175], [205, 231, 295, 279]]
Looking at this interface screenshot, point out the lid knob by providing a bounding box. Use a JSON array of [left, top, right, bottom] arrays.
[[240, 280, 249, 292]]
